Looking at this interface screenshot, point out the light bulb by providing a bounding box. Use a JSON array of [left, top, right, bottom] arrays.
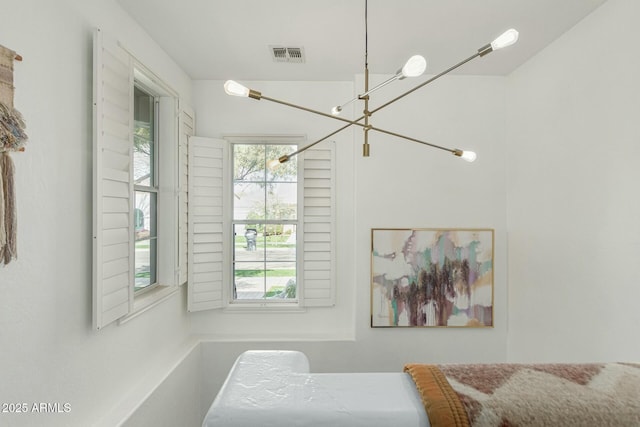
[[491, 29, 519, 50], [224, 80, 250, 97], [460, 151, 477, 162], [401, 55, 427, 78], [331, 106, 342, 116], [267, 158, 281, 169]]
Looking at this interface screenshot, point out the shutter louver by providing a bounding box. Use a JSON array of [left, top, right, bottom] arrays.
[[178, 106, 194, 286], [187, 137, 227, 311], [93, 28, 133, 329], [302, 142, 336, 306]]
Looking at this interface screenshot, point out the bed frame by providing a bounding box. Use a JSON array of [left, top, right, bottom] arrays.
[[202, 350, 428, 427]]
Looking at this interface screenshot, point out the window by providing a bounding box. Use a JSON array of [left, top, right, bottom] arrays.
[[231, 143, 298, 301], [93, 28, 185, 329], [186, 136, 336, 311], [133, 84, 158, 293]]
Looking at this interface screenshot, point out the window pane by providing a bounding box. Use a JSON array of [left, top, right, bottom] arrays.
[[234, 182, 265, 221], [266, 183, 297, 220], [234, 264, 265, 300], [234, 224, 263, 262], [133, 86, 154, 186], [265, 262, 296, 300], [233, 144, 265, 182], [266, 144, 297, 182], [265, 224, 296, 261], [135, 191, 157, 291]]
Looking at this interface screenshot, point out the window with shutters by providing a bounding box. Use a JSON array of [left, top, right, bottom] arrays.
[[93, 28, 185, 329], [186, 136, 336, 311], [232, 142, 299, 302]]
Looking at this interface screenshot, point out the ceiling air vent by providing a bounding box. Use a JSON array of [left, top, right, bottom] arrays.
[[269, 46, 305, 63]]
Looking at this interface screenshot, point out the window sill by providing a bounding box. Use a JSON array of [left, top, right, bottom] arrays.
[[118, 285, 179, 325], [223, 302, 306, 314]]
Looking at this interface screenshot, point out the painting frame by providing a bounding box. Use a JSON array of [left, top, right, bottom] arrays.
[[371, 228, 494, 328]]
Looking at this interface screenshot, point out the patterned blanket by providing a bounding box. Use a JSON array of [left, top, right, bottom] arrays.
[[404, 362, 640, 427]]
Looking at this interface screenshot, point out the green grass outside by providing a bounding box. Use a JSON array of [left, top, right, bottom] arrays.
[[264, 286, 284, 297], [235, 269, 295, 278]]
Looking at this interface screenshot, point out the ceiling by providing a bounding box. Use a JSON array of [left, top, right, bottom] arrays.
[[117, 0, 607, 81]]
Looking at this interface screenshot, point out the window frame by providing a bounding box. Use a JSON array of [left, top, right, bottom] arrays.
[[226, 136, 306, 308], [132, 81, 160, 295], [124, 63, 181, 319]]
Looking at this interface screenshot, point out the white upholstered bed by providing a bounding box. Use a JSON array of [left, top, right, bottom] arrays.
[[202, 350, 429, 427]]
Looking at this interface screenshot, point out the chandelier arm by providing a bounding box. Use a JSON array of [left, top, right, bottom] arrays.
[[279, 122, 354, 163], [370, 52, 481, 115], [261, 95, 368, 128], [369, 126, 457, 154], [333, 73, 401, 113], [361, 74, 400, 98]]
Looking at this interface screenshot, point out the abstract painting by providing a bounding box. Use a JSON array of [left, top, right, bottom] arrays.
[[371, 228, 494, 328]]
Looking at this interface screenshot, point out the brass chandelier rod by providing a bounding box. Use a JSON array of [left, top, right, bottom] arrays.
[[362, 0, 371, 157], [259, 94, 368, 128], [371, 48, 486, 116], [276, 123, 353, 164], [243, 91, 459, 162], [369, 126, 460, 155]]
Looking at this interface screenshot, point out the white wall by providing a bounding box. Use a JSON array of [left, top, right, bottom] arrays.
[[0, 0, 193, 426], [506, 0, 640, 362], [353, 73, 508, 362], [122, 342, 202, 427]]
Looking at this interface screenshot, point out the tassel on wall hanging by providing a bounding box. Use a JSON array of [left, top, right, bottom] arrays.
[[0, 44, 26, 266]]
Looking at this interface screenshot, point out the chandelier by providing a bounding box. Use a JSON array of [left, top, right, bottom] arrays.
[[223, 1, 518, 165]]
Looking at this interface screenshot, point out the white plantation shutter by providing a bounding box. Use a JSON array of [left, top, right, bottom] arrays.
[[177, 106, 194, 286], [187, 137, 228, 311], [92, 28, 134, 329], [301, 142, 336, 307]]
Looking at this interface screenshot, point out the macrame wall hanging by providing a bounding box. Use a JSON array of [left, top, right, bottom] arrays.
[[0, 44, 27, 266]]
